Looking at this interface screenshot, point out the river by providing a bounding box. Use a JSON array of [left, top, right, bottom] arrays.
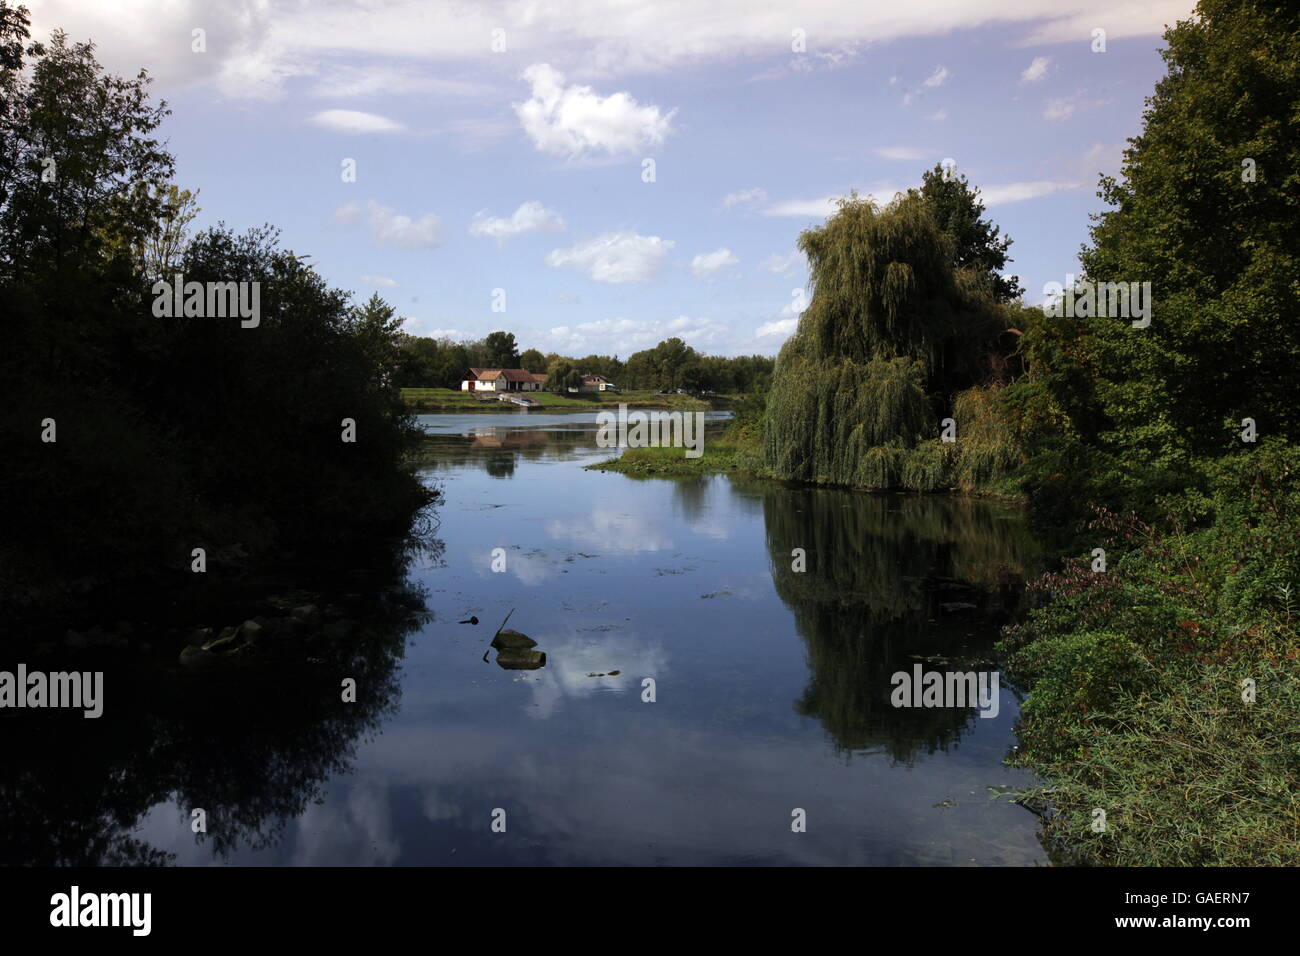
[[2, 410, 1050, 865]]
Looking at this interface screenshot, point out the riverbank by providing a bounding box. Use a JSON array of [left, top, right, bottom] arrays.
[[587, 430, 1027, 503], [401, 387, 733, 413], [589, 444, 1030, 502], [998, 442, 1300, 866], [588, 440, 756, 477]]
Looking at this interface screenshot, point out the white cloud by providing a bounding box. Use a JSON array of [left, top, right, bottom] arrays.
[[722, 187, 768, 208], [308, 109, 404, 134], [926, 109, 948, 122], [469, 201, 565, 243], [690, 248, 739, 278], [26, 0, 270, 93], [1044, 97, 1077, 121], [367, 201, 442, 248], [764, 185, 902, 218], [816, 45, 860, 69], [762, 196, 839, 218], [778, 295, 807, 318], [1020, 56, 1051, 83], [361, 274, 398, 287], [1018, 3, 1195, 46], [756, 317, 798, 339], [923, 65, 950, 88], [979, 181, 1082, 205], [310, 66, 489, 100], [664, 315, 728, 345], [333, 201, 363, 224], [546, 315, 727, 352], [757, 251, 805, 276], [545, 232, 673, 283], [875, 146, 929, 161], [514, 63, 675, 158], [335, 200, 441, 248], [519, 632, 670, 720], [29, 1, 1194, 100]]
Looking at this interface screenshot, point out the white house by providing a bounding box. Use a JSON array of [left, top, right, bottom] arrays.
[[460, 368, 548, 392]]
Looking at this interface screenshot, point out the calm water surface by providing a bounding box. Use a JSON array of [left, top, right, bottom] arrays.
[[13, 411, 1052, 865]]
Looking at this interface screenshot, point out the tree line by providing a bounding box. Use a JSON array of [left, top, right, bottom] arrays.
[[394, 329, 773, 394], [755, 0, 1299, 866], [0, 6, 431, 619]]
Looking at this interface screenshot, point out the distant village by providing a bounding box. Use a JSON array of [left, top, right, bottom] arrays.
[[461, 368, 616, 393]]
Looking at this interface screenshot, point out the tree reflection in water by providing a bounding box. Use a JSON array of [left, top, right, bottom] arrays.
[[0, 545, 436, 866], [751, 480, 1044, 763]]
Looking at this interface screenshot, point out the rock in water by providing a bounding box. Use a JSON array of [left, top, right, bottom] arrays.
[[492, 629, 537, 650], [495, 648, 546, 670]]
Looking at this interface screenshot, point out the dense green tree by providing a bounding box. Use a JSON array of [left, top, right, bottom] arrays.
[[763, 192, 1008, 487], [1003, 0, 1300, 527], [913, 165, 1023, 303], [482, 329, 519, 368], [574, 353, 623, 383], [1076, 0, 1300, 463], [0, 11, 431, 614], [351, 292, 405, 382], [624, 337, 700, 391], [545, 359, 582, 392], [519, 347, 546, 372], [697, 355, 733, 392]]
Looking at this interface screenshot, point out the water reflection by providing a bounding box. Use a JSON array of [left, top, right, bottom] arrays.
[[0, 568, 429, 866], [1, 411, 1049, 866], [753, 481, 1040, 762], [413, 411, 732, 476]]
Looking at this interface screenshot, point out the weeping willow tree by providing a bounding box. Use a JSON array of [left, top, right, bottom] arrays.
[[764, 191, 1021, 491]]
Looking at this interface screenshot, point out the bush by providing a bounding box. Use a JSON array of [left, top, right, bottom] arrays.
[[999, 440, 1300, 865]]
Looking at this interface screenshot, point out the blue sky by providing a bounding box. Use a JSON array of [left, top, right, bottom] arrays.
[[30, 0, 1195, 357]]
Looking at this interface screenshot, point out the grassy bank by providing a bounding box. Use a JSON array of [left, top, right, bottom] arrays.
[[587, 389, 1025, 501], [587, 439, 756, 477], [401, 387, 727, 412], [998, 442, 1300, 865], [586, 392, 763, 477]]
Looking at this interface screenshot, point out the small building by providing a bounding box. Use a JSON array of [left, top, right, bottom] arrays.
[[578, 374, 616, 393], [461, 368, 548, 392]]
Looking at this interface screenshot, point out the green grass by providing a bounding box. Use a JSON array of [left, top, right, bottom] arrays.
[[586, 440, 755, 477], [400, 387, 725, 412], [588, 391, 767, 477]]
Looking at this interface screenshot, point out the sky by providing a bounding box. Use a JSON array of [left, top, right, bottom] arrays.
[[28, 0, 1197, 358]]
